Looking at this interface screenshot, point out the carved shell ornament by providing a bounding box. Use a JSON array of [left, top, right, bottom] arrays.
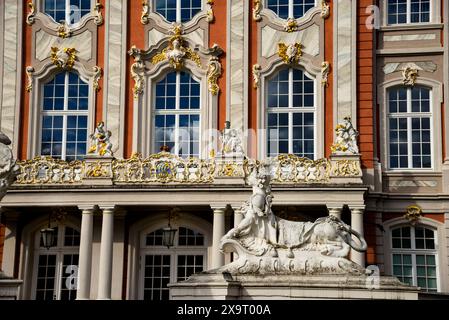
[[402, 67, 419, 86]]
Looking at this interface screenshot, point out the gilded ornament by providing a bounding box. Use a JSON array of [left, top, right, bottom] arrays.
[[51, 47, 77, 70], [253, 0, 262, 21], [141, 0, 150, 24], [57, 23, 72, 39], [321, 0, 330, 19], [332, 160, 361, 177], [128, 46, 146, 99], [207, 0, 214, 22], [284, 18, 299, 33], [26, 66, 35, 93], [26, 1, 36, 25], [93, 2, 104, 25], [321, 61, 330, 87], [252, 64, 262, 89], [93, 66, 102, 92], [278, 42, 302, 64], [402, 67, 418, 86], [88, 122, 113, 157], [207, 56, 222, 95], [331, 116, 359, 154], [86, 162, 108, 178], [404, 205, 422, 225]]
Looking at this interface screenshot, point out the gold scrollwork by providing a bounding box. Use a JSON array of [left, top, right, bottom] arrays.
[[252, 64, 262, 89], [332, 160, 361, 177], [404, 205, 422, 224], [271, 154, 330, 183], [321, 61, 330, 87], [278, 42, 303, 64], [253, 0, 262, 21], [26, 1, 36, 25], [218, 162, 245, 178], [207, 56, 222, 95], [93, 2, 104, 25], [284, 18, 299, 33], [93, 66, 102, 92], [151, 25, 202, 70], [57, 23, 72, 39], [51, 47, 77, 70], [141, 0, 150, 24], [26, 66, 35, 93], [321, 0, 330, 19], [207, 0, 214, 22], [86, 162, 108, 178]]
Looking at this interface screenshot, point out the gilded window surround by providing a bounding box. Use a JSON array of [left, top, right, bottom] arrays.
[[128, 28, 223, 158]]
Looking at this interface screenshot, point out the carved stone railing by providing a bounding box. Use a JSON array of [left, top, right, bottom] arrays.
[[13, 152, 362, 187]]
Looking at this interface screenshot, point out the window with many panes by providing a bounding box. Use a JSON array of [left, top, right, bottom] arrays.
[[266, 0, 316, 19], [387, 86, 432, 170], [154, 0, 202, 23], [154, 71, 200, 158], [140, 226, 206, 300], [43, 0, 92, 24], [391, 225, 439, 292], [33, 225, 80, 300], [267, 68, 315, 159], [41, 72, 89, 161], [387, 0, 431, 24]]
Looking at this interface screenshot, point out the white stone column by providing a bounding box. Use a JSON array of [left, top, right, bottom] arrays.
[[328, 207, 343, 219], [210, 206, 226, 269], [97, 207, 115, 300], [351, 207, 365, 267], [233, 207, 243, 228], [76, 206, 95, 300]]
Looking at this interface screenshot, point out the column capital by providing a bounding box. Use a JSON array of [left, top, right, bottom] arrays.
[[78, 205, 96, 213], [100, 206, 116, 214], [210, 204, 227, 213], [350, 207, 365, 214]]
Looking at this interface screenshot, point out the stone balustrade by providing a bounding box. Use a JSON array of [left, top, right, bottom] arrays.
[[13, 152, 362, 187]]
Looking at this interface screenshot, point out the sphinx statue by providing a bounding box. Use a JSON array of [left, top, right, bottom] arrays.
[[218, 164, 368, 275]]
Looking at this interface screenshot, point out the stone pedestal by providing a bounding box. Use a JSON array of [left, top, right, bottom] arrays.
[[0, 271, 22, 300], [214, 154, 246, 185], [169, 273, 419, 300], [329, 153, 363, 184], [84, 156, 114, 186]]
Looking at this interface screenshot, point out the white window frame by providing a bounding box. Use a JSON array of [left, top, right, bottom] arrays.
[[381, 0, 441, 26], [386, 86, 434, 171], [265, 0, 317, 20], [265, 67, 318, 159], [31, 225, 80, 300], [153, 0, 204, 24], [39, 72, 90, 161], [41, 0, 93, 26], [390, 224, 440, 292], [152, 71, 202, 158], [138, 226, 207, 300]]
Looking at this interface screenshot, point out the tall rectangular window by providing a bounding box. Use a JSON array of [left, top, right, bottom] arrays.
[[154, 71, 200, 158], [41, 72, 89, 161], [267, 68, 315, 159]]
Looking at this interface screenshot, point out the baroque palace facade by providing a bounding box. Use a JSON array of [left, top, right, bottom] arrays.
[[0, 0, 449, 300]]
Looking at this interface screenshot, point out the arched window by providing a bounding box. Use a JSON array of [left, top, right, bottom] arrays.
[[391, 225, 439, 292], [140, 226, 206, 300], [266, 68, 316, 159], [387, 85, 432, 169], [41, 72, 89, 161], [44, 0, 92, 24], [266, 0, 315, 19], [33, 225, 80, 300], [154, 71, 200, 157], [387, 0, 430, 25], [154, 0, 202, 23]]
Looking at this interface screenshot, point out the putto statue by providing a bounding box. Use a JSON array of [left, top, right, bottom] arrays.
[[0, 132, 19, 198], [220, 121, 244, 156], [331, 116, 360, 154], [218, 164, 368, 275], [88, 122, 113, 157]]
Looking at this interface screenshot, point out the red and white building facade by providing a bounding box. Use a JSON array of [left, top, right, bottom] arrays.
[[0, 0, 448, 300]]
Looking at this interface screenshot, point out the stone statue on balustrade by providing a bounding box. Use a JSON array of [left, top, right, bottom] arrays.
[[219, 121, 244, 157], [0, 132, 19, 198], [88, 122, 114, 157], [218, 164, 369, 275], [331, 116, 360, 154]]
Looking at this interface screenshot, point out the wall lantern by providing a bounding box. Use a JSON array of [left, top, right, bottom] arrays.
[[40, 208, 67, 250], [162, 209, 178, 248]]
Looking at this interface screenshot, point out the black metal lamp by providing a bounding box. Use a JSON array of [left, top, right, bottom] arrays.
[[161, 212, 177, 249], [40, 212, 56, 250]]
